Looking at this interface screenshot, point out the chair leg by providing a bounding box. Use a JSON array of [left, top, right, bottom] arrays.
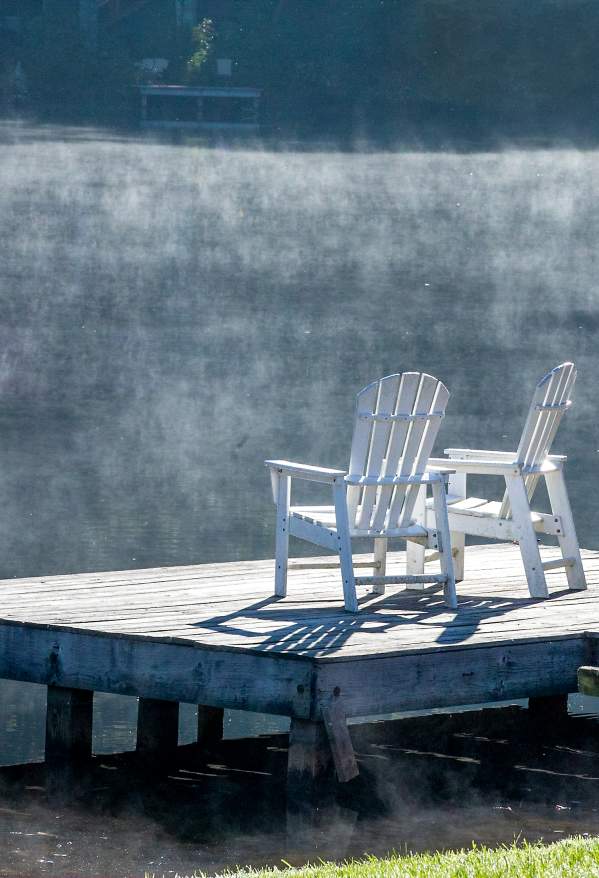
[[406, 486, 426, 575], [545, 470, 587, 591], [373, 538, 387, 595], [333, 482, 358, 613], [406, 540, 425, 575], [505, 474, 547, 598], [431, 480, 457, 609], [451, 533, 465, 582], [275, 474, 291, 597], [448, 471, 466, 581]]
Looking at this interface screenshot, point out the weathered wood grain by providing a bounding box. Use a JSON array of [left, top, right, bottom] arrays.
[[0, 622, 312, 717], [0, 544, 597, 727], [314, 636, 587, 718]]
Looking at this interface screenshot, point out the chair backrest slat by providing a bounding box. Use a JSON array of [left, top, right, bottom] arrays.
[[398, 378, 450, 527], [369, 372, 421, 531], [384, 374, 439, 530], [349, 372, 449, 532], [498, 362, 576, 519], [356, 375, 402, 530], [346, 380, 379, 525]]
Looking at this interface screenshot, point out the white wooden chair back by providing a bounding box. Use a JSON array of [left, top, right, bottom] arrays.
[[498, 362, 576, 518], [347, 372, 449, 533]]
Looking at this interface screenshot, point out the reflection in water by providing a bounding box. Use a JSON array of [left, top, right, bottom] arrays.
[[0, 681, 289, 766], [2, 707, 599, 876], [1, 122, 599, 869]]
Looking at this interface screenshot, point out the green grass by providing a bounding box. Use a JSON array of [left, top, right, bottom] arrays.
[[181, 837, 599, 878]]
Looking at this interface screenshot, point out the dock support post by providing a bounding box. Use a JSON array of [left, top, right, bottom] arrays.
[[287, 718, 333, 804], [197, 705, 224, 747], [525, 694, 569, 752], [45, 686, 93, 763], [137, 698, 179, 756], [321, 699, 359, 783], [528, 693, 569, 722]]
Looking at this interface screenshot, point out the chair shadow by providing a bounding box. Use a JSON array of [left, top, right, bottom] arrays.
[[189, 580, 570, 655]]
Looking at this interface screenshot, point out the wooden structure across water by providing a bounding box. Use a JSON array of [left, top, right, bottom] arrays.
[[0, 543, 598, 797]]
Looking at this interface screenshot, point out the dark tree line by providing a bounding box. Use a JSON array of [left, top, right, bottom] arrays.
[[2, 0, 599, 139]]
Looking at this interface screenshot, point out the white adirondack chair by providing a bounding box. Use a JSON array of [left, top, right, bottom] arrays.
[[265, 372, 457, 613], [410, 362, 586, 599]]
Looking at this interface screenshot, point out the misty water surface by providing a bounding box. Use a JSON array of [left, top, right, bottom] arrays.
[[2, 123, 597, 575], [0, 122, 598, 872], [1, 120, 598, 752]]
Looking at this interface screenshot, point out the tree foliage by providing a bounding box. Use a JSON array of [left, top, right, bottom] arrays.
[[185, 18, 215, 83]]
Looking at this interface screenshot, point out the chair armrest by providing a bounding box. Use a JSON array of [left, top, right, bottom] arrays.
[[440, 450, 567, 470], [427, 457, 522, 476], [265, 459, 347, 483], [425, 465, 458, 477], [444, 448, 566, 463], [444, 448, 518, 460]]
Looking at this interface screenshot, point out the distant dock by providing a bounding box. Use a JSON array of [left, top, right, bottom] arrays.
[[140, 84, 261, 131], [0, 543, 597, 799]]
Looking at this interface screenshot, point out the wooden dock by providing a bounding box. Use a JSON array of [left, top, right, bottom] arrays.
[[1, 543, 598, 796]]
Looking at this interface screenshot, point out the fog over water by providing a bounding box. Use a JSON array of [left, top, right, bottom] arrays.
[[1, 122, 599, 872], [1, 124, 597, 578]]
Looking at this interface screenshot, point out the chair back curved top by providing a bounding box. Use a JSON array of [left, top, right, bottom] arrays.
[[347, 372, 449, 533], [498, 362, 576, 519]]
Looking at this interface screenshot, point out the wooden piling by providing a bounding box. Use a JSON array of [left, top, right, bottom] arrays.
[[321, 699, 358, 782], [197, 705, 224, 747], [287, 718, 332, 801], [528, 693, 569, 721], [137, 698, 179, 756], [45, 685, 93, 763]]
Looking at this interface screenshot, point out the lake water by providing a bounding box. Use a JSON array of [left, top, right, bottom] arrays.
[[1, 121, 599, 873]]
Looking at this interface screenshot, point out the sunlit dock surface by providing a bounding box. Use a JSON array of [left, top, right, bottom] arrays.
[[1, 543, 598, 794]]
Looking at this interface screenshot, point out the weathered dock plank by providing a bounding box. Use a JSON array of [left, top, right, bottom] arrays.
[[314, 636, 588, 717], [0, 622, 313, 717], [0, 543, 598, 793]]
